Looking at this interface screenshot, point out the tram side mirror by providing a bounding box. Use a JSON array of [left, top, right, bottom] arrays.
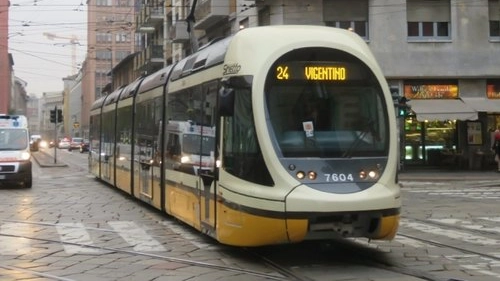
[[218, 87, 235, 117]]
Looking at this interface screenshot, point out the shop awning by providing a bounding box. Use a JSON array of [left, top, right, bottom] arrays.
[[408, 99, 478, 121], [461, 97, 500, 113]]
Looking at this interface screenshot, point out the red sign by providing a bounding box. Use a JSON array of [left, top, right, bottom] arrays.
[[487, 84, 500, 99]]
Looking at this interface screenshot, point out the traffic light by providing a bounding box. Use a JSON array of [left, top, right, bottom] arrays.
[[50, 109, 56, 123], [398, 97, 411, 117], [57, 109, 63, 123]]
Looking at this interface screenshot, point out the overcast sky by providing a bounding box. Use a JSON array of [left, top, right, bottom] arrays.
[[8, 0, 87, 97]]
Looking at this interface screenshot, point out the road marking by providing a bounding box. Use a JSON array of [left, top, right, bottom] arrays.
[[429, 218, 500, 234], [461, 264, 500, 278], [406, 188, 500, 199], [108, 221, 166, 252], [56, 222, 101, 254], [0, 223, 31, 255], [160, 220, 216, 249], [401, 220, 500, 245]]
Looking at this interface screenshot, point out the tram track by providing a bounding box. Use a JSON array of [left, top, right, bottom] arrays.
[[399, 217, 500, 262], [242, 239, 441, 281], [0, 219, 434, 281], [0, 220, 292, 281]]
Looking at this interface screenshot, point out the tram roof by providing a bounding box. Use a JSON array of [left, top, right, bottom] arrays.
[[170, 36, 231, 81], [119, 77, 144, 101], [104, 86, 126, 106], [137, 65, 173, 94]]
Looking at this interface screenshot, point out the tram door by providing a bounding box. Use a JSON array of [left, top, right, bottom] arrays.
[[101, 109, 115, 182], [165, 82, 218, 231], [198, 83, 218, 231], [136, 135, 154, 202], [134, 95, 163, 209]]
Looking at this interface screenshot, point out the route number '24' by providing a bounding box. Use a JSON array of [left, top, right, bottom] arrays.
[[324, 173, 354, 182], [276, 66, 290, 80]]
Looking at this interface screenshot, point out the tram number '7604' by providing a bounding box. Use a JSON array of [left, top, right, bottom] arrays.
[[324, 173, 354, 182]]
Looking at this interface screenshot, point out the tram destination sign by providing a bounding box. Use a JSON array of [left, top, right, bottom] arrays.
[[275, 61, 367, 81]]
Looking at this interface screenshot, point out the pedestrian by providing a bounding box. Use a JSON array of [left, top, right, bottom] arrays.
[[492, 129, 500, 172]]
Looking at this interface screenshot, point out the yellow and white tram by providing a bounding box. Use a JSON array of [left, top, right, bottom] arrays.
[[89, 25, 400, 246]]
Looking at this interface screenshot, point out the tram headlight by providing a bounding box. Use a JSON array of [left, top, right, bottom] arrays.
[[307, 171, 317, 180], [295, 170, 316, 180], [368, 170, 378, 179], [359, 169, 379, 180]]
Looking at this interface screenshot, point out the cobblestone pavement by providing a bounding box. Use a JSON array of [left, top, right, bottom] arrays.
[[1, 151, 499, 280]]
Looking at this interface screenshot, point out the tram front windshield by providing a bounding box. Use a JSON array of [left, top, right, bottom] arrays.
[[265, 49, 389, 158]]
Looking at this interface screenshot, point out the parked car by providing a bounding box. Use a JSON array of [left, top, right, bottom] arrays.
[[68, 137, 84, 151], [79, 139, 90, 153], [48, 139, 56, 148], [57, 138, 70, 149]]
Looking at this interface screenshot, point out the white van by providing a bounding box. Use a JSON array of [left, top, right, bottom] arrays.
[[0, 114, 32, 188]]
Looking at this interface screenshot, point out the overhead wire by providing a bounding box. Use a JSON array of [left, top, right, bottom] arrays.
[[4, 0, 498, 93]]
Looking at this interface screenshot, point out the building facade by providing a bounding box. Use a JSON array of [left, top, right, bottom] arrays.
[[232, 0, 500, 170], [84, 0, 500, 170], [82, 0, 139, 139], [0, 1, 10, 114]]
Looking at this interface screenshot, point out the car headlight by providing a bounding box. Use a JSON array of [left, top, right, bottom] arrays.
[[39, 140, 48, 148], [21, 151, 31, 160]]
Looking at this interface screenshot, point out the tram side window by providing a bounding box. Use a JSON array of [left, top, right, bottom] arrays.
[[166, 134, 181, 158], [222, 89, 274, 186]]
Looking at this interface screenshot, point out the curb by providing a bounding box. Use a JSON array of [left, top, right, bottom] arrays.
[[32, 151, 68, 168]]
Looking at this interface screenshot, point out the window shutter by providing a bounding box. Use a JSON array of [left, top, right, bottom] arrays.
[[323, 0, 368, 21], [407, 0, 451, 22]]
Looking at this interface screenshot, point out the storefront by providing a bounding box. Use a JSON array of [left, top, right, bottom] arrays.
[[402, 82, 478, 168], [390, 80, 500, 170]]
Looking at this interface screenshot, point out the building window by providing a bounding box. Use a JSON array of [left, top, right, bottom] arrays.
[[490, 21, 500, 37], [323, 0, 368, 39], [489, 0, 500, 39], [115, 32, 130, 43], [96, 33, 112, 43], [116, 0, 132, 6], [407, 0, 451, 41], [258, 6, 270, 26], [96, 50, 112, 60], [96, 0, 112, 6], [326, 21, 368, 38]]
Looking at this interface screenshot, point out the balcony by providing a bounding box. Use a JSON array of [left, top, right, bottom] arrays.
[[135, 44, 164, 74], [136, 5, 164, 31], [170, 21, 190, 43], [194, 0, 230, 30]]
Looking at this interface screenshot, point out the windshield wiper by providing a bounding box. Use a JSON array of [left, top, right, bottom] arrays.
[[342, 120, 379, 158]]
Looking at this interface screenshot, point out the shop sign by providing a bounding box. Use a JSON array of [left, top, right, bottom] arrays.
[[487, 84, 500, 99], [404, 85, 458, 99]]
